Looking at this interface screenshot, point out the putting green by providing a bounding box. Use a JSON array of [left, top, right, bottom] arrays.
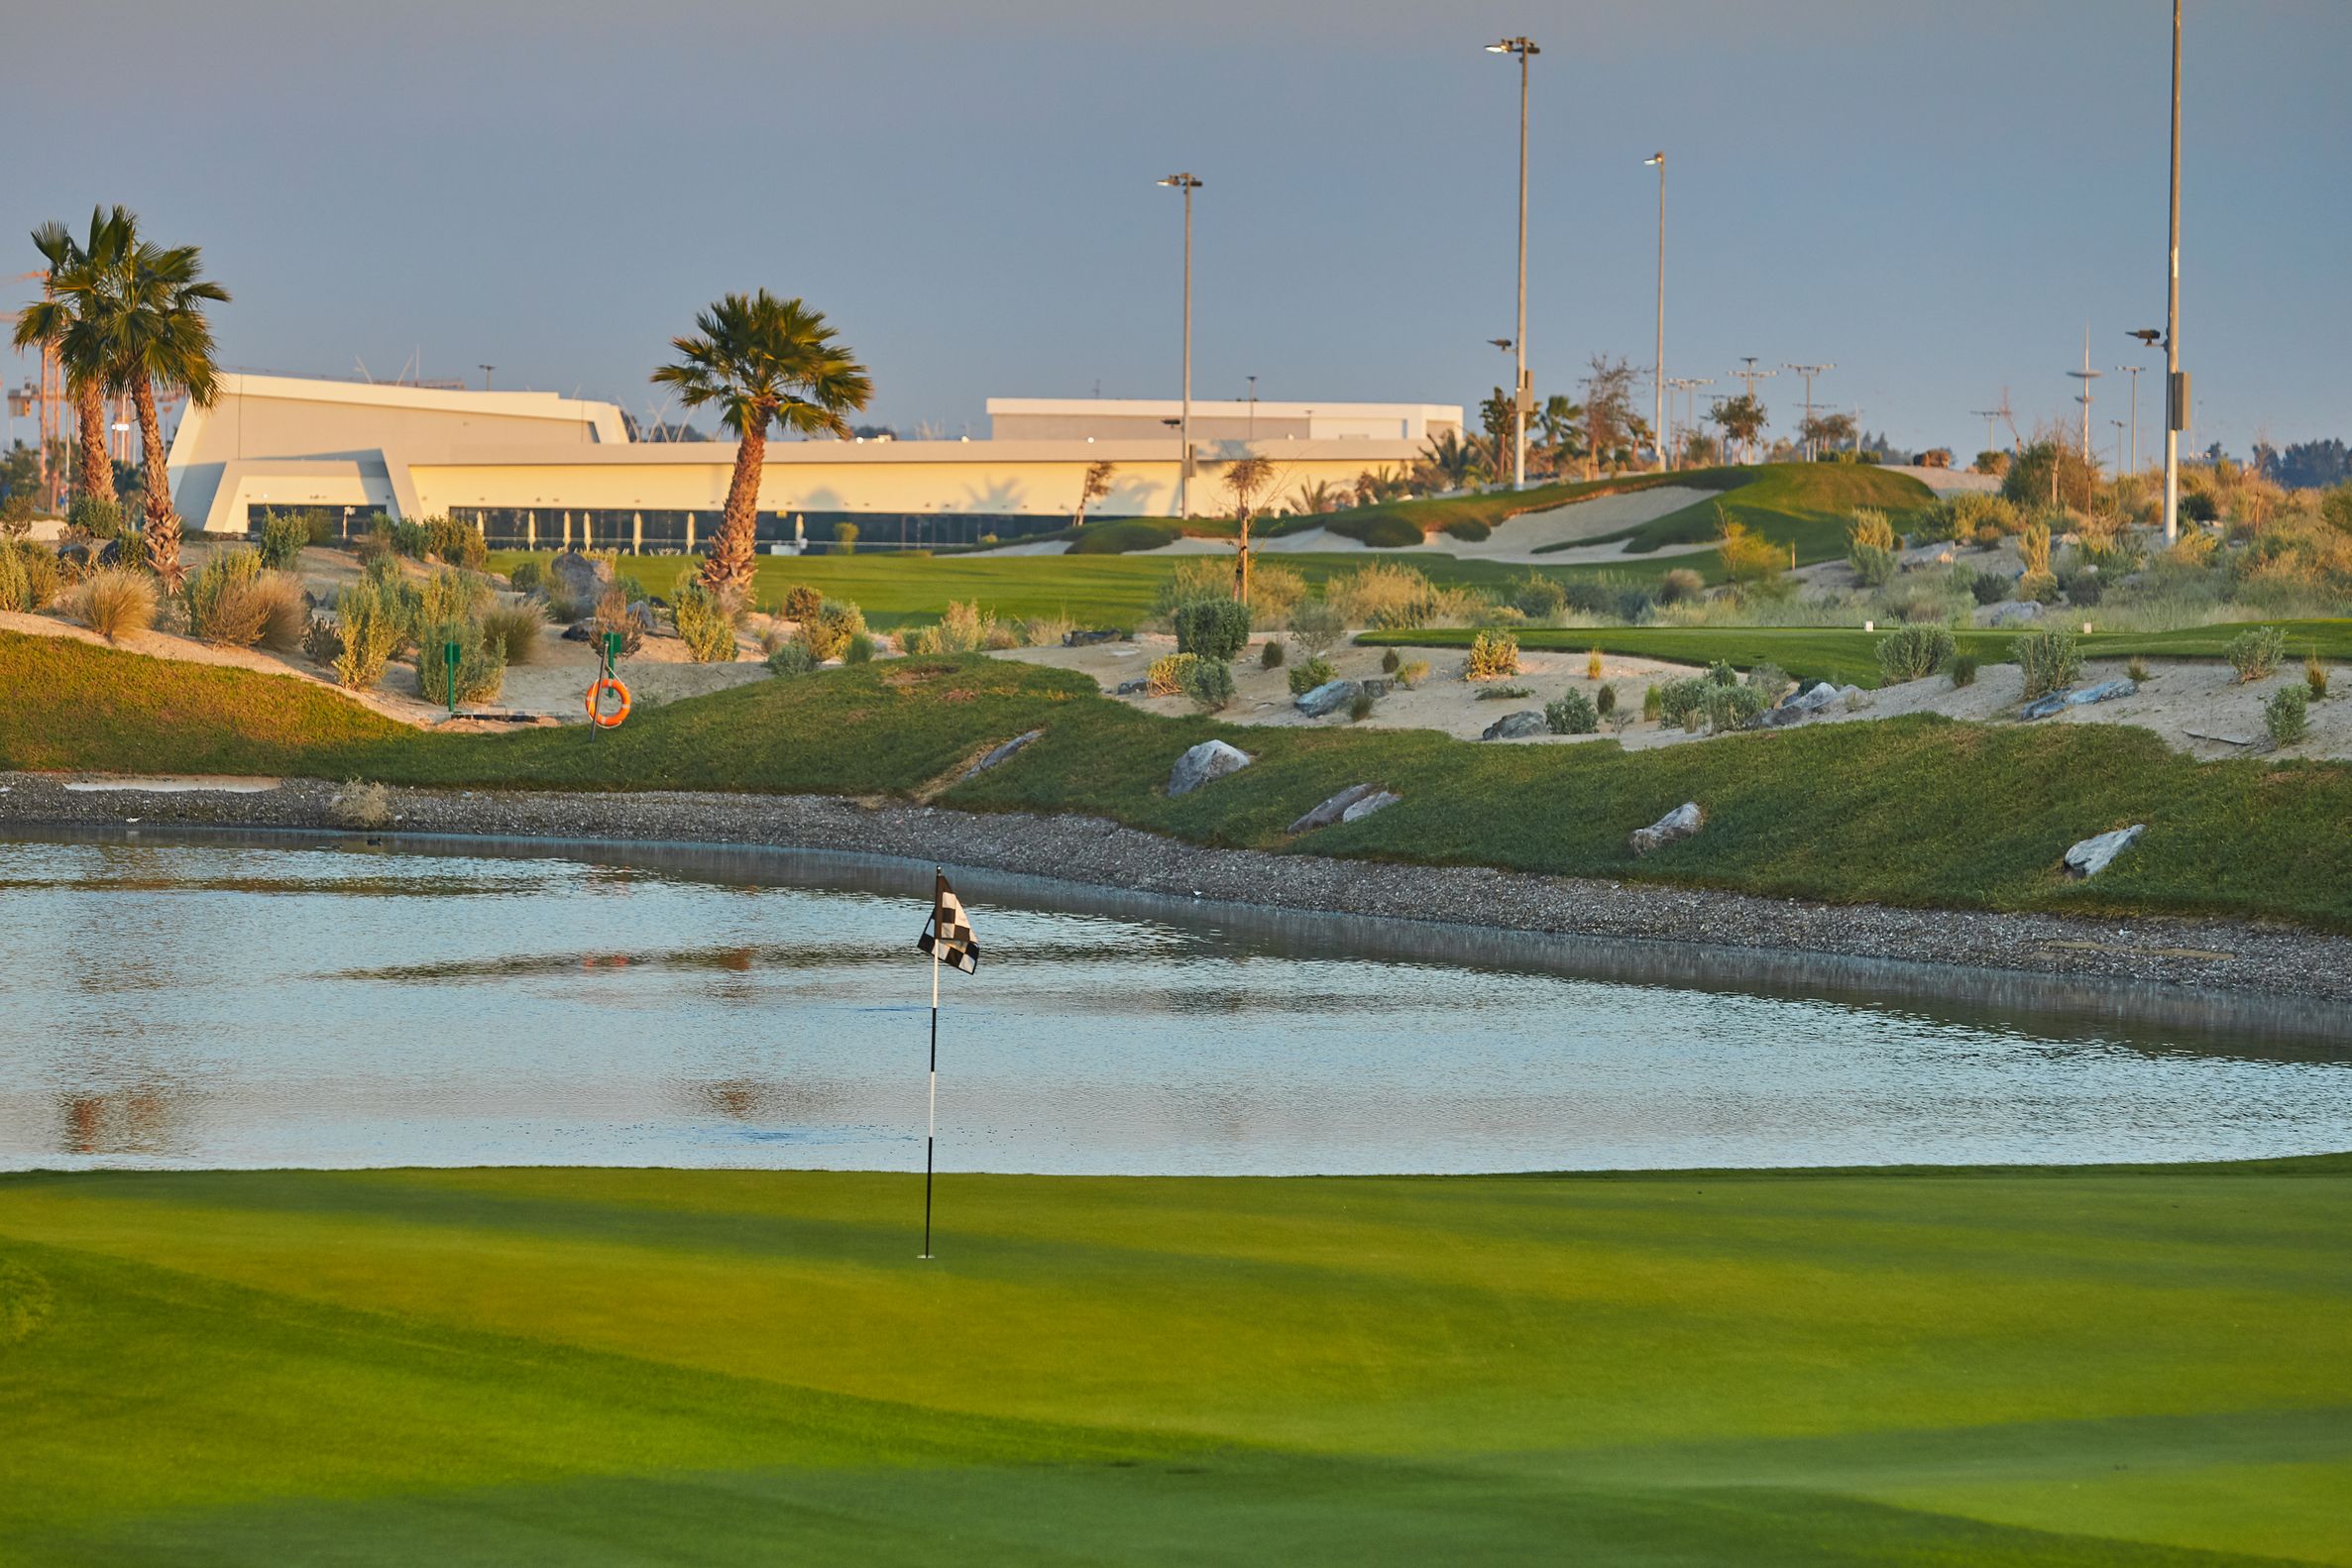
[[2, 1161, 2347, 1564]]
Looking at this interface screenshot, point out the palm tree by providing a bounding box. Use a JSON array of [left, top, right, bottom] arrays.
[[93, 225, 230, 587], [1533, 393, 1585, 478], [1218, 454, 1279, 605], [12, 207, 132, 515], [652, 291, 872, 593], [1287, 479, 1340, 515], [1415, 428, 1489, 494]]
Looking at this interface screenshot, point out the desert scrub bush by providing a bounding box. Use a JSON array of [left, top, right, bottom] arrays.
[[65, 495, 123, 540], [1586, 647, 1605, 680], [1702, 682, 1770, 733], [2264, 685, 2309, 748], [908, 601, 991, 656], [765, 640, 818, 677], [1511, 574, 1568, 621], [252, 572, 308, 652], [1286, 597, 1344, 660], [780, 584, 824, 624], [1847, 508, 1900, 587], [1180, 655, 1236, 713], [1656, 676, 1710, 730], [1174, 596, 1252, 661], [1260, 639, 1286, 669], [844, 631, 877, 665], [1395, 658, 1429, 690], [1147, 652, 1200, 697], [419, 516, 487, 570], [1640, 684, 1663, 723], [799, 598, 866, 661], [302, 614, 343, 665], [505, 559, 543, 595], [1324, 562, 1483, 630], [1475, 683, 1532, 700], [331, 577, 406, 689], [2127, 655, 2151, 684], [1875, 623, 1956, 684], [1146, 557, 1234, 623], [1379, 646, 1400, 673], [481, 602, 548, 664], [671, 579, 739, 663], [2308, 653, 2329, 700], [413, 617, 506, 705], [1706, 658, 1738, 687], [1287, 655, 1338, 696], [1656, 567, 1706, 606], [1596, 681, 1618, 717], [1464, 628, 1519, 680], [1022, 609, 1074, 648], [389, 518, 431, 559], [329, 779, 392, 830], [1969, 569, 2011, 606], [257, 511, 312, 571], [1347, 687, 1377, 722], [1244, 563, 1306, 628], [1715, 516, 1786, 592], [1745, 664, 1791, 702], [2224, 624, 2288, 684], [73, 568, 157, 640], [1948, 653, 1978, 688], [2013, 627, 2082, 701], [0, 541, 60, 610], [180, 547, 269, 644], [415, 567, 494, 627], [1545, 688, 1599, 734], [983, 618, 1024, 650]]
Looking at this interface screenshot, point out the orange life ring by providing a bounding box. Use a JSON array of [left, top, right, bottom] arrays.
[[586, 676, 631, 728]]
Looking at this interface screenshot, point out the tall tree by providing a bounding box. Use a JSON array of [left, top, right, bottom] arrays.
[[1532, 393, 1585, 478], [92, 222, 230, 586], [1072, 460, 1116, 528], [652, 290, 872, 594], [1798, 410, 1857, 455], [12, 207, 132, 514], [1579, 357, 1645, 477], [1709, 393, 1768, 463]]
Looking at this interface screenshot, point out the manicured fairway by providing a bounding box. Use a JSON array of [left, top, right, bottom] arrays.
[[2, 1162, 2347, 1564]]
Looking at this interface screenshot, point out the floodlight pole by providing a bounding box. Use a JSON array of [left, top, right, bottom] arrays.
[[1158, 172, 1204, 517], [1490, 37, 1539, 491], [2113, 365, 2145, 475], [1647, 153, 1666, 474], [1785, 364, 1833, 459], [2161, 0, 2184, 543]]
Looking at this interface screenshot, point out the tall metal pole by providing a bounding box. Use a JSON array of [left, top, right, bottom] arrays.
[[1158, 172, 1203, 517], [1648, 153, 1666, 474], [2161, 0, 2184, 542], [2114, 366, 2143, 475], [1512, 44, 1530, 491]]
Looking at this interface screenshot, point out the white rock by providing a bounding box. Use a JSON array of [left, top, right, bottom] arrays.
[[1629, 802, 1705, 857], [1339, 791, 1400, 824], [1168, 739, 1253, 797], [2064, 824, 2145, 878]]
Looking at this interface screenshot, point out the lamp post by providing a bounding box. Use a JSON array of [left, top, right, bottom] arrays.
[[1157, 171, 1203, 516], [2113, 360, 2149, 476], [1784, 363, 1834, 460], [1488, 37, 1539, 491], [1645, 153, 1665, 473], [2160, 0, 2185, 542], [2068, 326, 2102, 464]]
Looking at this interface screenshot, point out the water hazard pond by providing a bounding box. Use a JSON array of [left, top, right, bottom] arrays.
[[2, 830, 2347, 1174]]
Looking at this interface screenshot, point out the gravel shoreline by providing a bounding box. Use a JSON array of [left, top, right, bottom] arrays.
[[5, 770, 2350, 1011]]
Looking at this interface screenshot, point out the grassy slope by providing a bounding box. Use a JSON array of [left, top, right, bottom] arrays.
[[1566, 462, 1943, 559], [1364, 618, 2352, 690], [3, 1161, 2348, 1565], [7, 631, 2352, 929]]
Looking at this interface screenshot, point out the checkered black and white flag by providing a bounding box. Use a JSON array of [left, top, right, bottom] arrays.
[[917, 871, 979, 974]]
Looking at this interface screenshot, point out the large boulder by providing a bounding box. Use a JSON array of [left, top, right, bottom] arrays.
[[959, 728, 1044, 782], [1168, 739, 1253, 797], [2064, 824, 2145, 878], [1983, 600, 2043, 626], [2021, 677, 2137, 722], [1064, 628, 1123, 647], [1761, 681, 1843, 728], [546, 549, 612, 606], [1288, 782, 1383, 834], [1628, 802, 1705, 857], [1294, 678, 1363, 718], [1481, 710, 1546, 741], [1340, 790, 1400, 824]]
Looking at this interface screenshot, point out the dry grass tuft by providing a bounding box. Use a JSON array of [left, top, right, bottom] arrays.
[[75, 569, 159, 642]]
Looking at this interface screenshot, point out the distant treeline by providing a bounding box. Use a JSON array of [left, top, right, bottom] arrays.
[[2254, 438, 2350, 491]]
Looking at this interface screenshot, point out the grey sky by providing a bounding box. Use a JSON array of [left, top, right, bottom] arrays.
[[6, 0, 2347, 457]]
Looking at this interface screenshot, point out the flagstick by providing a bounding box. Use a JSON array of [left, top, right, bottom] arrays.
[[922, 942, 939, 1260]]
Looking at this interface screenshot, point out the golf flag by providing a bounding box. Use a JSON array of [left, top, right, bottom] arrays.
[[917, 873, 980, 974]]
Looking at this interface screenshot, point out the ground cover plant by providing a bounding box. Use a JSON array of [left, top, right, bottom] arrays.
[[1, 1159, 2346, 1565], [7, 632, 2352, 929]]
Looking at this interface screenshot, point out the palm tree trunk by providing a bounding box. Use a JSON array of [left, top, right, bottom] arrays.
[[131, 377, 184, 588], [75, 383, 116, 510], [700, 412, 769, 594]]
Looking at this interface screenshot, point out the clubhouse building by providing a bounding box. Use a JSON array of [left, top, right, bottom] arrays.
[[166, 375, 1458, 549]]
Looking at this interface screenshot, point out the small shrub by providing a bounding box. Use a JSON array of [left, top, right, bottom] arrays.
[[415, 567, 493, 627], [74, 568, 157, 640], [1586, 647, 1605, 680], [1465, 629, 1519, 680], [1148, 652, 1200, 696], [390, 518, 431, 559], [1379, 646, 1400, 673], [1970, 570, 2011, 606], [1706, 658, 1738, 687], [672, 579, 740, 663], [181, 547, 269, 644], [2127, 655, 2151, 684], [781, 584, 824, 623], [1545, 688, 1599, 734], [1641, 685, 1663, 723], [420, 516, 487, 570], [1287, 655, 1338, 696], [1324, 562, 1483, 630], [1512, 575, 1568, 620], [765, 640, 818, 677], [1022, 610, 1074, 647], [1656, 676, 1710, 730], [1180, 656, 1236, 713], [506, 560, 543, 595], [844, 631, 877, 665], [332, 577, 406, 689], [1947, 653, 1978, 688], [2017, 570, 2060, 604], [2019, 519, 2054, 577], [590, 588, 647, 657], [984, 620, 1022, 650], [302, 614, 343, 665], [481, 602, 548, 664], [257, 512, 313, 571], [253, 572, 308, 652], [1876, 624, 1956, 684], [800, 598, 866, 661], [2224, 624, 2287, 684], [1656, 568, 1705, 606], [414, 617, 507, 705], [909, 601, 992, 656], [3, 541, 59, 610], [1848, 544, 1897, 587], [1476, 683, 1532, 700], [2014, 627, 2082, 701], [1286, 598, 1344, 659], [1396, 659, 1429, 689], [1596, 682, 1618, 717], [1746, 663, 1790, 701], [2264, 685, 2309, 748], [66, 496, 123, 541], [1261, 639, 1286, 669], [1175, 597, 1252, 661], [833, 521, 859, 555], [2056, 564, 2103, 606], [2307, 653, 2328, 701], [1702, 682, 1769, 733], [1347, 687, 1377, 723], [330, 780, 392, 831]]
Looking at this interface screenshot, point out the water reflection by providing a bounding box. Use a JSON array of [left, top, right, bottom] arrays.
[[0, 830, 2347, 1175]]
